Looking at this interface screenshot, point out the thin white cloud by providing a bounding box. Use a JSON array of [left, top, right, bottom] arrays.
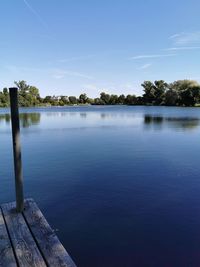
[[164, 46, 200, 51], [5, 65, 93, 80], [83, 84, 99, 90], [130, 54, 176, 60], [23, 0, 48, 29], [53, 75, 65, 79], [169, 33, 183, 39], [5, 65, 45, 73], [53, 69, 93, 80], [169, 32, 200, 46], [137, 63, 152, 70], [58, 55, 95, 63]]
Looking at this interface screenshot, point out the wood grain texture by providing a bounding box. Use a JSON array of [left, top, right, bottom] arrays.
[[0, 208, 17, 267], [23, 199, 76, 267], [1, 202, 46, 267]]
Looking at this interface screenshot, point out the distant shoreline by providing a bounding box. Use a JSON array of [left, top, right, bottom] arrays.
[[1, 79, 200, 108], [1, 104, 200, 110]]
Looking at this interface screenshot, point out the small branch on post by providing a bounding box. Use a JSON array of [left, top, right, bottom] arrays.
[[9, 87, 24, 212]]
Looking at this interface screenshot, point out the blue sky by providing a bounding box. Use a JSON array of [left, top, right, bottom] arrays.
[[1, 0, 200, 97]]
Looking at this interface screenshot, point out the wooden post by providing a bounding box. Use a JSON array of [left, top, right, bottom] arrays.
[[9, 87, 24, 212]]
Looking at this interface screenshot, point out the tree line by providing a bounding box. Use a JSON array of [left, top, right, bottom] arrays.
[[1, 79, 200, 107]]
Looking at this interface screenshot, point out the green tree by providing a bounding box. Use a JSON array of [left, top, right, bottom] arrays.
[[59, 96, 69, 105], [43, 96, 53, 105], [170, 80, 200, 106], [79, 93, 88, 104], [118, 94, 125, 104], [153, 80, 168, 105], [100, 92, 111, 104], [87, 98, 94, 104], [109, 94, 118, 104], [14, 80, 40, 106], [0, 88, 9, 107], [3, 88, 8, 95], [69, 96, 77, 105], [14, 80, 29, 96], [125, 94, 137, 105], [141, 81, 155, 104], [164, 89, 179, 106], [136, 96, 144, 105], [142, 80, 168, 105], [93, 98, 104, 105]]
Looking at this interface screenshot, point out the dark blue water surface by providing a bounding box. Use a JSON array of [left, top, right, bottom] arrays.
[[1, 105, 200, 267]]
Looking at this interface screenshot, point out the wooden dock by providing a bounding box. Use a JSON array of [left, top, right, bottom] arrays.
[[0, 89, 76, 266], [0, 198, 76, 267]]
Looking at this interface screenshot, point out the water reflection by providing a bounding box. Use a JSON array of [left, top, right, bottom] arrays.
[[0, 113, 41, 128], [44, 111, 135, 119], [80, 113, 87, 118], [144, 115, 200, 130], [0, 110, 200, 131]]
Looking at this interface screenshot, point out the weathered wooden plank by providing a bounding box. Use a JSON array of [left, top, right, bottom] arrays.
[[1, 202, 47, 267], [23, 199, 76, 267], [0, 208, 17, 267]]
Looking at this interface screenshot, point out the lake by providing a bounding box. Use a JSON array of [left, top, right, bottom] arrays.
[[1, 105, 200, 267]]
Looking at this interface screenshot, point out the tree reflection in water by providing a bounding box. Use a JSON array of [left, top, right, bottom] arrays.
[[144, 115, 200, 130], [0, 113, 41, 128]]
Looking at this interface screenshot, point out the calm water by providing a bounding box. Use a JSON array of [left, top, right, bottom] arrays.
[[1, 105, 200, 267]]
